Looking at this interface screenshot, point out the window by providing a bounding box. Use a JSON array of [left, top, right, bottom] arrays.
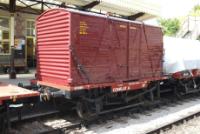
[[26, 20, 36, 67], [26, 20, 35, 36], [0, 17, 10, 54]]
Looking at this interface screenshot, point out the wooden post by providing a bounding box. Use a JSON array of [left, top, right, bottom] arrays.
[[9, 0, 16, 79]]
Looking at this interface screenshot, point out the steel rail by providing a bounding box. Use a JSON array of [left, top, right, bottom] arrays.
[[39, 122, 82, 134], [147, 106, 200, 134]]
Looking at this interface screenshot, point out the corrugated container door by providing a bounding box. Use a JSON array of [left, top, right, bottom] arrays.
[[36, 9, 71, 86], [70, 13, 128, 85], [139, 25, 163, 78]]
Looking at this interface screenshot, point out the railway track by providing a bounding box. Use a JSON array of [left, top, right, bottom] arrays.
[[9, 95, 200, 134], [8, 101, 157, 134], [9, 113, 81, 134], [147, 107, 200, 134], [39, 122, 82, 134], [86, 96, 200, 134], [35, 100, 161, 134]]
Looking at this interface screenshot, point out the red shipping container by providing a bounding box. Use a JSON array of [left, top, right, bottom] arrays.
[[36, 9, 163, 88]]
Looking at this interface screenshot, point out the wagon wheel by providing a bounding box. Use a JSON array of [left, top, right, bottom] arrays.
[[76, 101, 94, 120], [173, 86, 182, 99]]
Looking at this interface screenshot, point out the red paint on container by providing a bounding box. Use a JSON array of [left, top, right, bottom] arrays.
[[36, 9, 163, 90]]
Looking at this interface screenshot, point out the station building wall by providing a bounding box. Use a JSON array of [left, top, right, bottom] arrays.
[[0, 10, 38, 69]]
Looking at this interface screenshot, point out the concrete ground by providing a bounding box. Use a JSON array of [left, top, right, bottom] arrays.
[[0, 69, 35, 85]]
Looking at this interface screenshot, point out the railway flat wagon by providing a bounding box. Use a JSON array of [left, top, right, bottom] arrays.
[[0, 82, 39, 133], [36, 8, 164, 118]]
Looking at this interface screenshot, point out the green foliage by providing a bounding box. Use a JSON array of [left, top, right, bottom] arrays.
[[190, 5, 200, 16], [197, 35, 200, 41], [158, 18, 180, 36]]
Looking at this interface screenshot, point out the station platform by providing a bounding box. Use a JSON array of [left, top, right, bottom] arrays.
[[0, 71, 35, 86]]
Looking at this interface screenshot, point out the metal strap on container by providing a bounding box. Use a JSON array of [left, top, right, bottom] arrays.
[[70, 45, 90, 83], [141, 23, 155, 77]]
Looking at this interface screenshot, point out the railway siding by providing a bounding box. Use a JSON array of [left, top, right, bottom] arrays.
[[11, 97, 200, 134], [85, 98, 200, 134]]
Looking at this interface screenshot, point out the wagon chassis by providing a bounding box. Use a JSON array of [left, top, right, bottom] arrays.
[[36, 79, 172, 120], [73, 81, 160, 119], [38, 76, 200, 120]]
